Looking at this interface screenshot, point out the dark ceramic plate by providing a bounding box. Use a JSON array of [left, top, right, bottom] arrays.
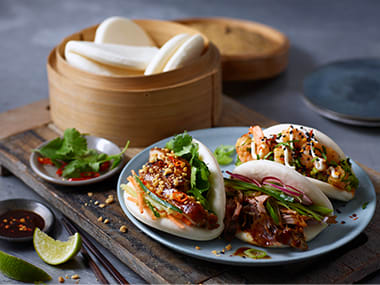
[[303, 58, 380, 126]]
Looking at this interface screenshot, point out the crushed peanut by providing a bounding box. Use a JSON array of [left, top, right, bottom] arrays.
[[65, 275, 69, 279], [58, 276, 65, 283], [99, 203, 106, 208], [195, 246, 201, 250], [225, 244, 232, 251], [104, 219, 110, 224], [87, 192, 93, 197], [94, 201, 99, 205], [97, 216, 103, 222], [119, 225, 128, 233], [71, 274, 80, 280], [105, 196, 114, 204]]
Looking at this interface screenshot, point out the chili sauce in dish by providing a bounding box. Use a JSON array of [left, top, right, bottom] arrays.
[[0, 210, 45, 238]]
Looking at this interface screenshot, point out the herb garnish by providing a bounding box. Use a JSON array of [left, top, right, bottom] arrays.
[[166, 132, 212, 211], [35, 128, 129, 178], [214, 144, 235, 165]]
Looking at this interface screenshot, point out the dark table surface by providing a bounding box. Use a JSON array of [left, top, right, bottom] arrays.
[[1, 0, 379, 283]]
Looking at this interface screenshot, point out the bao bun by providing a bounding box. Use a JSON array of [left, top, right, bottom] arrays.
[[264, 123, 355, 201], [233, 160, 334, 246], [123, 139, 225, 241]]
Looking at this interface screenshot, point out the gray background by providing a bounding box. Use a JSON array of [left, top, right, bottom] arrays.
[[0, 0, 379, 284]]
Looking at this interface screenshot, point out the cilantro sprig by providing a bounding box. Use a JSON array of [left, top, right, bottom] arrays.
[[214, 144, 235, 165], [166, 132, 212, 211], [35, 128, 129, 178]]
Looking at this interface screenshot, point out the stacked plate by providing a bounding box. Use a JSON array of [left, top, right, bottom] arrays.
[[303, 58, 380, 126]]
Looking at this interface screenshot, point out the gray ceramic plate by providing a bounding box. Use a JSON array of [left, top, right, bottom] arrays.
[[0, 199, 54, 242], [303, 58, 380, 126], [117, 127, 376, 266], [30, 135, 125, 186]]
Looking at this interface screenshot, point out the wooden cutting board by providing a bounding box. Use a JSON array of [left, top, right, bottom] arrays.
[[0, 96, 379, 284]]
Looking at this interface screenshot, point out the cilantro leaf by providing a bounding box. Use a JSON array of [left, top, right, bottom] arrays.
[[214, 144, 235, 165], [35, 137, 65, 163], [165, 132, 193, 153], [35, 128, 129, 179], [166, 132, 212, 211], [56, 128, 87, 158]]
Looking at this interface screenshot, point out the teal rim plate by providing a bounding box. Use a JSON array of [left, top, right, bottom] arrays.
[[117, 127, 376, 266], [303, 58, 380, 126]]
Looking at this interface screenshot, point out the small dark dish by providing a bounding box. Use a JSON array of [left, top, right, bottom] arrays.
[[303, 58, 380, 126], [0, 199, 54, 242], [30, 135, 125, 186]]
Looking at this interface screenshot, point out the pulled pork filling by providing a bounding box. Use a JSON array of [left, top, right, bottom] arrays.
[[138, 147, 218, 229], [224, 188, 310, 250]]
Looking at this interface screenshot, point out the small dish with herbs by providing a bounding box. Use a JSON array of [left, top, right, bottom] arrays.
[[30, 128, 129, 186]]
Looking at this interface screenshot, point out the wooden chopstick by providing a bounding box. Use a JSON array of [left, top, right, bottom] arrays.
[[62, 216, 130, 285], [61, 218, 110, 284]]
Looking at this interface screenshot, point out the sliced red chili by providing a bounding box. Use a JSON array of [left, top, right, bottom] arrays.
[[68, 177, 92, 181], [80, 172, 100, 178], [168, 156, 183, 167], [37, 157, 54, 165], [99, 161, 111, 172], [171, 192, 188, 203], [56, 163, 67, 176]]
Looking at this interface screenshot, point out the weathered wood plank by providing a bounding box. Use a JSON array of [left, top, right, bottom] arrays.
[[0, 99, 50, 140], [0, 96, 379, 284]]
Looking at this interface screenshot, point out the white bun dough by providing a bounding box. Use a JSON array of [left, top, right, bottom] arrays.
[[163, 34, 204, 72], [144, 34, 190, 75], [95, 16, 155, 46], [65, 41, 158, 70], [65, 51, 144, 76]]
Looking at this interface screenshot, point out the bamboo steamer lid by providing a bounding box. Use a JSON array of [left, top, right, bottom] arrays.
[[47, 19, 222, 147], [176, 17, 289, 81]]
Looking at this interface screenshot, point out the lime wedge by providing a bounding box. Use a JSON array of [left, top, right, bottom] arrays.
[[33, 227, 82, 265], [0, 250, 51, 282]]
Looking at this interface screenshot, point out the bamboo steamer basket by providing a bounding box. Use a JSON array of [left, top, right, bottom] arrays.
[[47, 19, 222, 146], [176, 17, 289, 81]]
